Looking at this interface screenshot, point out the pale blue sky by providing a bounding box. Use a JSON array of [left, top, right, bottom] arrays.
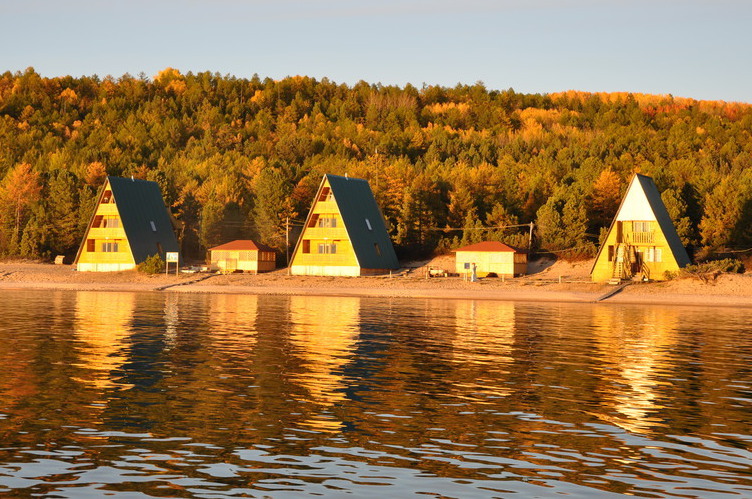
[[3, 0, 751, 102]]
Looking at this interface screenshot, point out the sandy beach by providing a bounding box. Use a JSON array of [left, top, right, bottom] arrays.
[[0, 257, 750, 308]]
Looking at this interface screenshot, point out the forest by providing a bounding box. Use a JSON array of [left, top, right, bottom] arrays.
[[0, 67, 751, 264]]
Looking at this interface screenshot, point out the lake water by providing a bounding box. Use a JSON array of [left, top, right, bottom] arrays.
[[0, 289, 750, 498]]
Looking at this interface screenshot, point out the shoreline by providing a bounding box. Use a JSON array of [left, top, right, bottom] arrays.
[[0, 262, 750, 309]]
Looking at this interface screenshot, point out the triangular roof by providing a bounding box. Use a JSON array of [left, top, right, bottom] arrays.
[[209, 240, 275, 252], [292, 174, 399, 270], [452, 241, 524, 253], [75, 176, 180, 264], [591, 173, 690, 273]]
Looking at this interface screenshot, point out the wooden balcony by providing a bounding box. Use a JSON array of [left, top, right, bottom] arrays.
[[631, 232, 655, 244]]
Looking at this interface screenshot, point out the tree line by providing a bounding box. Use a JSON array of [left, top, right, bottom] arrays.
[[1, 67, 751, 263]]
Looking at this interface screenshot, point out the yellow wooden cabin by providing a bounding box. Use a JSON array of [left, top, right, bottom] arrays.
[[591, 174, 690, 282], [453, 241, 528, 278], [74, 176, 180, 272], [208, 240, 276, 273], [289, 174, 399, 276]]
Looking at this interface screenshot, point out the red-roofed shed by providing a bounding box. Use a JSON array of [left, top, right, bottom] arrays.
[[452, 241, 527, 277], [208, 240, 276, 273]]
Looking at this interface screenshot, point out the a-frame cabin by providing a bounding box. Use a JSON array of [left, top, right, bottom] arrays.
[[289, 174, 399, 276], [74, 176, 180, 272], [591, 173, 690, 282]]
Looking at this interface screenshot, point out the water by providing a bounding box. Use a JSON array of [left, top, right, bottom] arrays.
[[0, 289, 750, 498]]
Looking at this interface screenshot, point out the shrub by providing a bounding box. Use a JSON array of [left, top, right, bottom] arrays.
[[677, 258, 745, 283], [138, 254, 165, 274]]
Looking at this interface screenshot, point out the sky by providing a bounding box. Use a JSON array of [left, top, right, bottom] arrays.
[[3, 0, 752, 103]]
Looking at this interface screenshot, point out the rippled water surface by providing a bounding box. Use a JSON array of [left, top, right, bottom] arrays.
[[0, 290, 750, 498]]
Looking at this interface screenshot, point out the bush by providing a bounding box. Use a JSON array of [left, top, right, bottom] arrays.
[[676, 258, 745, 283], [138, 254, 165, 274]]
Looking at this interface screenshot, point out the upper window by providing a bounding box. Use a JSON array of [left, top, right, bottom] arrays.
[[365, 218, 372, 231], [317, 217, 337, 228], [318, 187, 333, 202], [150, 221, 157, 232], [633, 221, 652, 233]]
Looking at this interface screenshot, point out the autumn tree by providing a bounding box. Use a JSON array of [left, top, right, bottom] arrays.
[[0, 163, 42, 255]]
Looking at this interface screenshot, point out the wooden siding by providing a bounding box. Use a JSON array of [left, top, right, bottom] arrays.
[[209, 249, 276, 273], [455, 250, 527, 277], [591, 220, 681, 282]]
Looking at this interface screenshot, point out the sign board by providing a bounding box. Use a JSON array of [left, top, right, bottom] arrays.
[[165, 252, 179, 263], [464, 262, 471, 270]]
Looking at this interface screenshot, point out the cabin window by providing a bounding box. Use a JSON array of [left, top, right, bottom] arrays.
[[365, 218, 372, 231], [655, 248, 662, 262], [87, 239, 95, 252], [318, 187, 333, 202], [607, 245, 615, 262], [302, 240, 311, 253], [633, 221, 652, 233], [308, 214, 320, 228], [317, 216, 337, 228], [101, 190, 113, 204], [101, 240, 119, 252], [318, 242, 337, 254], [150, 221, 157, 232], [93, 215, 104, 228], [103, 217, 120, 228], [374, 243, 381, 256]]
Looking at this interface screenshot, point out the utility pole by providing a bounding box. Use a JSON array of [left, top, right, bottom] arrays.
[[528, 221, 534, 252], [285, 217, 290, 267]]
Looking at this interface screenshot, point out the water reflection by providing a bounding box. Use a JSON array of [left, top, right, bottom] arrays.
[[0, 290, 750, 498], [590, 306, 680, 434], [73, 291, 135, 390]]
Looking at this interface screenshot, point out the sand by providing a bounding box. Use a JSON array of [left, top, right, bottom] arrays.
[[0, 257, 750, 308]]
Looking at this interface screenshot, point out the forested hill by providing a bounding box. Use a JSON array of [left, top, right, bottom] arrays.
[[1, 67, 751, 262]]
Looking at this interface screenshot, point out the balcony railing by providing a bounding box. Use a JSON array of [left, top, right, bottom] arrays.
[[631, 232, 655, 244]]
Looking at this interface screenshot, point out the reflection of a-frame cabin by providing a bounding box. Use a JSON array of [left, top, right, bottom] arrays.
[[74, 176, 180, 272], [290, 174, 399, 276], [591, 174, 690, 282]]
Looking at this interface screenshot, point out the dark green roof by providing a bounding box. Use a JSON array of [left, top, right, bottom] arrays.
[[634, 174, 690, 267], [326, 174, 399, 270], [107, 176, 180, 263]]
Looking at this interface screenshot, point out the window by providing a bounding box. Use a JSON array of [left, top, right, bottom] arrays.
[[318, 187, 333, 202], [302, 240, 311, 253], [101, 240, 119, 252], [308, 214, 320, 228], [87, 239, 95, 252], [633, 221, 652, 233], [317, 217, 337, 228], [365, 218, 372, 231], [103, 217, 120, 228], [607, 245, 614, 262], [150, 221, 157, 232], [92, 215, 104, 228], [101, 190, 113, 204], [655, 248, 662, 262], [374, 243, 381, 256], [318, 242, 337, 254]]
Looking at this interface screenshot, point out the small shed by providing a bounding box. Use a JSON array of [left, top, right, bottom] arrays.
[[208, 240, 276, 273], [453, 241, 527, 278]]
